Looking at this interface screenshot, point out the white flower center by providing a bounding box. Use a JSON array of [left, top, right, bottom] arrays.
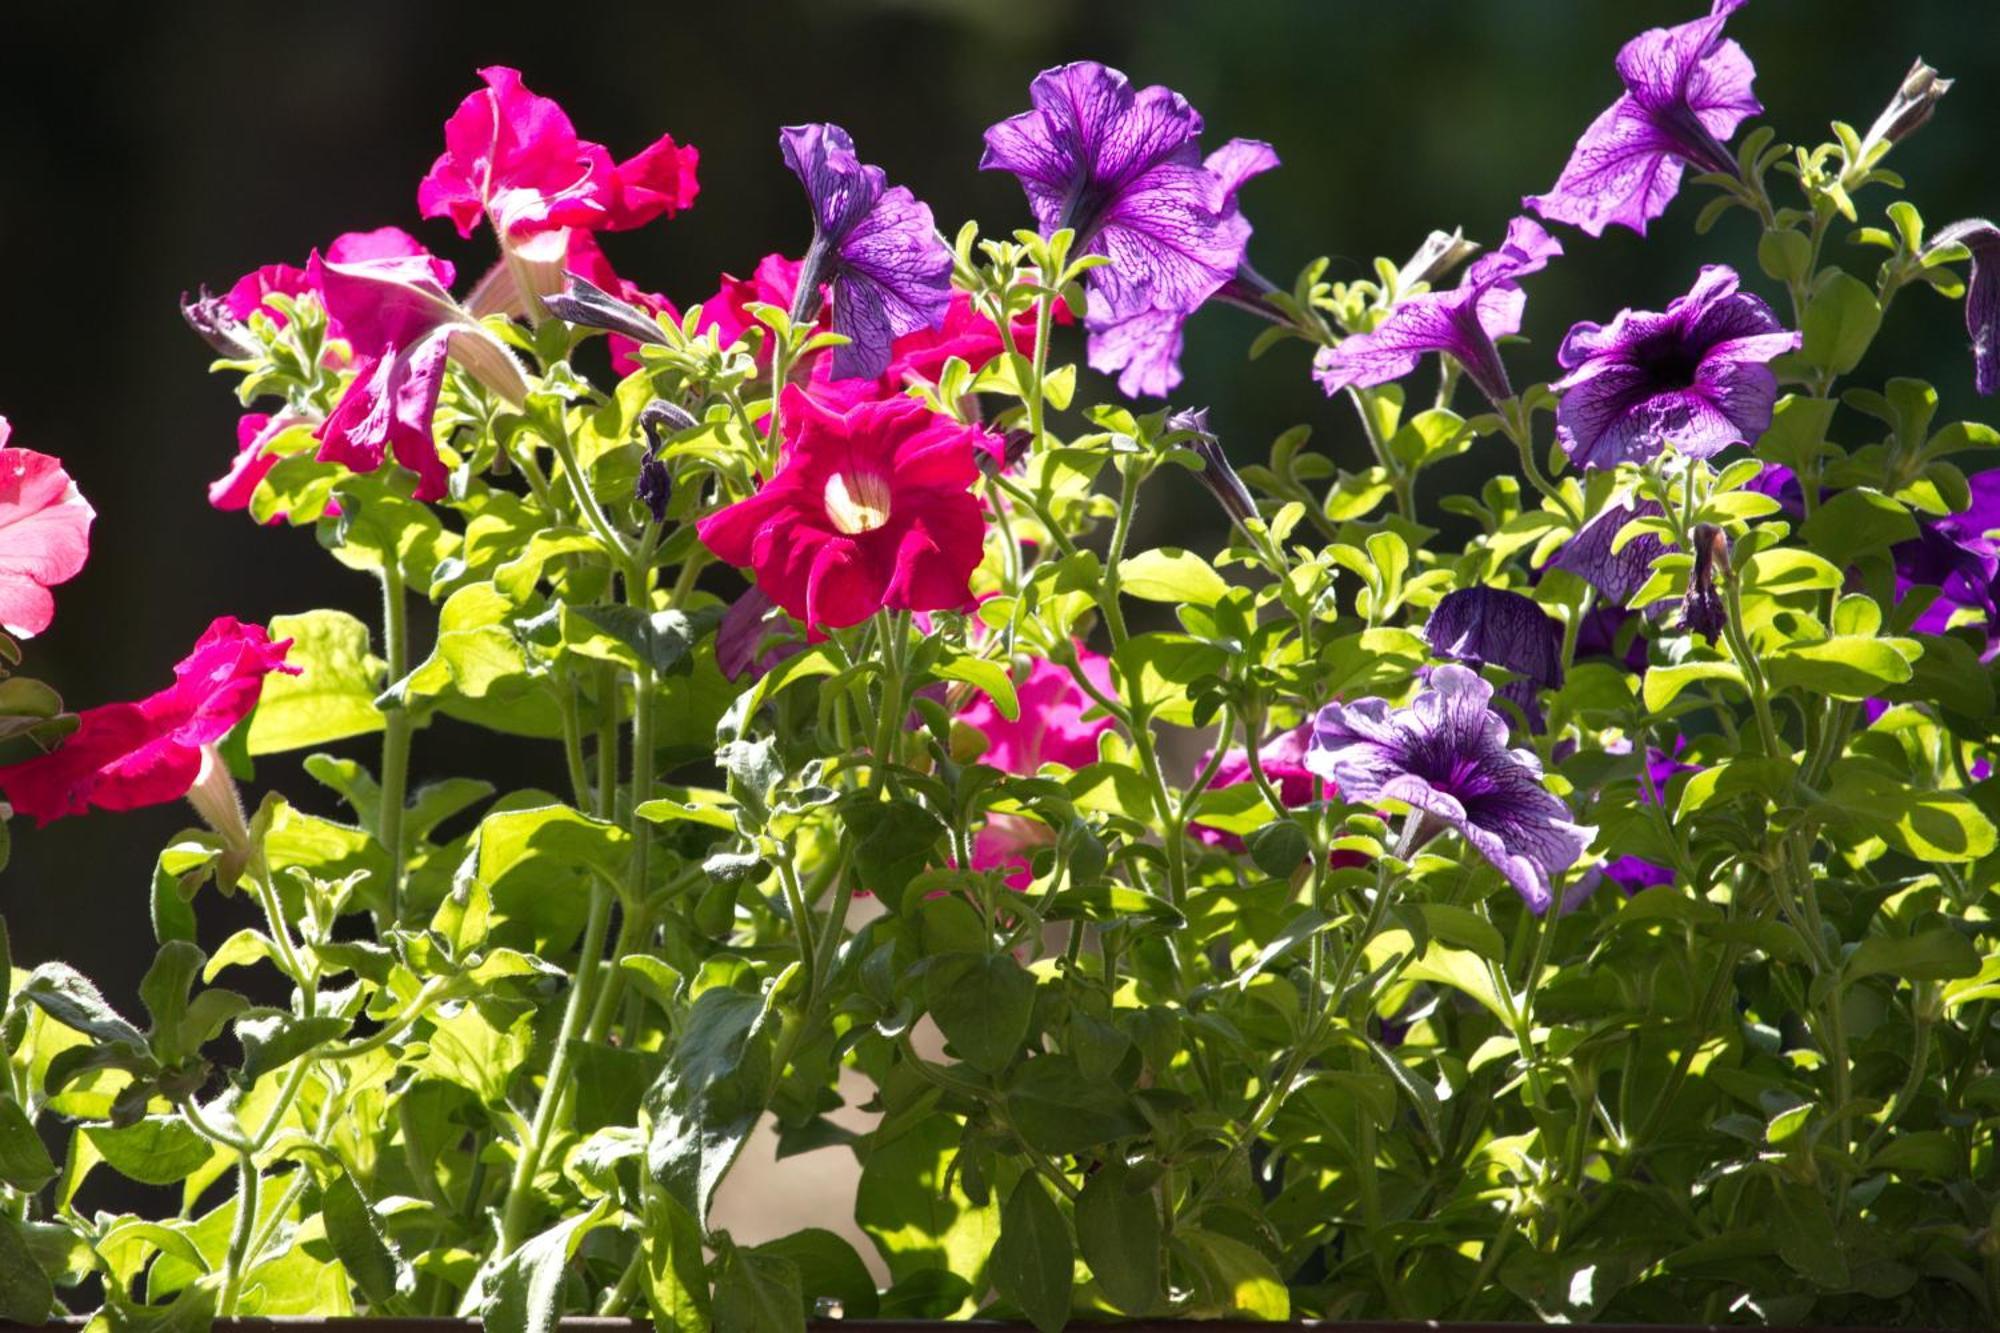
[[823, 470, 892, 534]]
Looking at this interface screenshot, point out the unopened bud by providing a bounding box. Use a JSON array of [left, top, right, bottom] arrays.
[[1397, 228, 1482, 291], [1170, 408, 1258, 529], [979, 428, 1035, 479], [186, 745, 253, 886], [545, 274, 673, 349], [1864, 58, 1953, 151]]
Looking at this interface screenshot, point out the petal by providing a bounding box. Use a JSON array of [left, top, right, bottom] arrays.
[[1525, 96, 1686, 239], [1086, 303, 1188, 399], [804, 533, 891, 630], [829, 185, 953, 380]]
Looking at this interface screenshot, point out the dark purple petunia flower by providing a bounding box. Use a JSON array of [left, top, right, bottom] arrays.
[[780, 123, 952, 381], [1305, 664, 1595, 913], [1549, 497, 1672, 606], [715, 586, 802, 682], [1932, 220, 2000, 396], [1893, 470, 2000, 634], [1553, 265, 1797, 470], [980, 62, 1275, 398], [1526, 0, 1761, 237], [1313, 216, 1562, 407], [1425, 586, 1565, 728]]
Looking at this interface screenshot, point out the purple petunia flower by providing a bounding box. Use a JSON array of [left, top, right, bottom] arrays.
[[980, 61, 1275, 398], [1549, 497, 1671, 606], [1893, 470, 2000, 634], [1305, 664, 1595, 913], [780, 123, 952, 381], [1425, 586, 1565, 728], [1526, 0, 1761, 237], [1563, 741, 1699, 911], [1553, 265, 1798, 470], [1932, 220, 2000, 396], [1313, 216, 1562, 408]]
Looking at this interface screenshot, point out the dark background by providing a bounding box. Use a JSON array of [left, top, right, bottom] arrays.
[[1, 2, 1994, 1005]]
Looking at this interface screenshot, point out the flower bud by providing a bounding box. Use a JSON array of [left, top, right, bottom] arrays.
[[1397, 228, 1482, 291], [1863, 58, 1953, 151], [186, 745, 253, 885], [545, 273, 673, 349], [1169, 408, 1258, 529], [978, 428, 1035, 479], [180, 288, 263, 359], [1678, 523, 1730, 639]]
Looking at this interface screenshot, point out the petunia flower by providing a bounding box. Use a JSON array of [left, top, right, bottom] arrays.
[[1547, 496, 1671, 606], [962, 649, 1117, 886], [0, 421, 93, 640], [1553, 265, 1797, 470], [311, 247, 527, 501], [209, 412, 296, 520], [780, 123, 953, 382], [1892, 470, 2000, 634], [1525, 0, 1761, 237], [980, 61, 1275, 398], [695, 387, 986, 631], [1305, 664, 1595, 913], [1932, 220, 2000, 396], [1313, 216, 1562, 408], [1425, 586, 1566, 728], [418, 66, 698, 244], [0, 618, 295, 824], [1564, 742, 1700, 911], [1188, 723, 1335, 853]]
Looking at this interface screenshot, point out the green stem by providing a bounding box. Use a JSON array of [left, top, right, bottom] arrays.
[[1025, 288, 1056, 450], [377, 564, 413, 926], [216, 1155, 261, 1316]]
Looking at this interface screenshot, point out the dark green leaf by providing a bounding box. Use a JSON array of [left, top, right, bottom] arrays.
[[646, 988, 775, 1229], [713, 1243, 804, 1333], [84, 1116, 216, 1186], [923, 953, 1035, 1074], [1076, 1163, 1160, 1314], [0, 1099, 54, 1191], [752, 1228, 879, 1320], [1004, 1055, 1146, 1155], [322, 1175, 402, 1308], [481, 1201, 611, 1333], [0, 1214, 51, 1324], [990, 1175, 1072, 1333]]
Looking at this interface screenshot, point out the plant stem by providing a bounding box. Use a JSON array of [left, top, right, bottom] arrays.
[[216, 1154, 261, 1315], [377, 564, 413, 926]]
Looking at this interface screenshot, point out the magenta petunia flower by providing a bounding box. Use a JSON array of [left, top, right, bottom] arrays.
[[418, 66, 699, 244], [209, 412, 288, 520], [0, 618, 295, 825], [980, 62, 1274, 398], [1933, 220, 2000, 396], [963, 649, 1116, 886], [780, 124, 952, 382], [695, 387, 986, 631], [0, 420, 93, 640], [1525, 0, 1761, 237], [1553, 265, 1797, 470], [1306, 665, 1594, 913], [1313, 216, 1562, 407], [1189, 723, 1319, 852], [1425, 586, 1565, 728], [1548, 497, 1671, 606]]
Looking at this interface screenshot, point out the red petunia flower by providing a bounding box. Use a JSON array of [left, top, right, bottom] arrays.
[[0, 420, 93, 640], [0, 618, 295, 824], [695, 387, 988, 631]]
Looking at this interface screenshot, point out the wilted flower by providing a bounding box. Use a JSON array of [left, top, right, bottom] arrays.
[[1313, 216, 1562, 408], [1548, 497, 1670, 605], [1931, 219, 2000, 396], [0, 421, 93, 640], [695, 388, 986, 631], [1425, 586, 1566, 728], [0, 618, 295, 825], [180, 289, 261, 359], [418, 66, 699, 244], [780, 123, 953, 381], [1397, 228, 1482, 291], [1526, 0, 1761, 237], [1553, 265, 1797, 470], [964, 650, 1116, 886], [980, 61, 1276, 398], [1305, 665, 1595, 913], [1860, 59, 1952, 153], [1680, 523, 1730, 638]]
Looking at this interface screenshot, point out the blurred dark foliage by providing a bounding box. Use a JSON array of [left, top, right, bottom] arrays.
[[0, 1, 1994, 1006]]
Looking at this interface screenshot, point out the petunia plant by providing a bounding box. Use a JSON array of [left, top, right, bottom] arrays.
[[0, 19, 1997, 1331]]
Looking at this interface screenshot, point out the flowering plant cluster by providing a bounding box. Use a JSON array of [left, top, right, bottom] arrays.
[[0, 14, 1997, 1329]]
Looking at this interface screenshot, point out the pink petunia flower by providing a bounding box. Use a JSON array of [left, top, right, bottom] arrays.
[[962, 649, 1117, 886], [418, 66, 699, 245], [0, 618, 295, 824], [223, 227, 453, 342], [695, 387, 988, 631], [0, 420, 93, 640]]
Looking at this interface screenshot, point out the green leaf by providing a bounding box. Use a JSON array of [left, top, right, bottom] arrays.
[[1765, 636, 1919, 700], [1800, 270, 1883, 375], [1771, 1179, 1848, 1287], [1118, 548, 1227, 606], [1643, 660, 1745, 713], [1112, 633, 1227, 727], [0, 1214, 52, 1324], [0, 1100, 54, 1192], [1822, 761, 1997, 862], [923, 953, 1036, 1074], [1076, 1163, 1161, 1315], [84, 1117, 216, 1186], [646, 988, 775, 1230], [1176, 1228, 1290, 1320], [233, 1012, 350, 1085], [991, 1175, 1072, 1333], [713, 1242, 804, 1333], [567, 604, 718, 677], [751, 1228, 879, 1321], [1756, 395, 1838, 473], [932, 654, 1018, 721], [246, 610, 385, 754], [322, 1175, 403, 1308], [1844, 929, 1980, 984], [21, 963, 148, 1049], [1743, 548, 1844, 596], [481, 1199, 611, 1333], [642, 1190, 711, 1332], [1798, 489, 1917, 565], [855, 1114, 999, 1294], [840, 796, 945, 908], [1004, 1054, 1146, 1155]]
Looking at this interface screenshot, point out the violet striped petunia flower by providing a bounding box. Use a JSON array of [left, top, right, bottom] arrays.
[[1552, 265, 1797, 470], [1305, 665, 1595, 913], [980, 61, 1276, 398], [1548, 496, 1671, 606], [1932, 220, 2000, 396], [1526, 0, 1761, 237], [780, 123, 953, 382], [1425, 586, 1565, 729], [1313, 216, 1561, 409]]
